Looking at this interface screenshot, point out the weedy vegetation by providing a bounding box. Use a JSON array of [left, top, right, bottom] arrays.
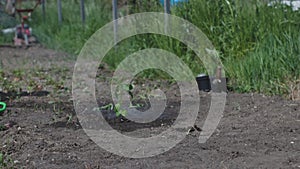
[[1, 0, 299, 97], [0, 152, 14, 169]]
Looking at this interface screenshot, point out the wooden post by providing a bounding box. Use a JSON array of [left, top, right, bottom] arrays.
[[112, 0, 118, 45], [41, 0, 46, 21], [164, 0, 170, 33], [57, 0, 62, 24], [164, 0, 170, 14], [80, 0, 85, 25]]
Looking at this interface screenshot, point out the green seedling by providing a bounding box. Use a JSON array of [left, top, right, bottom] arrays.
[[101, 83, 135, 117], [101, 103, 127, 117]]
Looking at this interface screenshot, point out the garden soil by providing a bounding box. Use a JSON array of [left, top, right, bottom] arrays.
[[0, 46, 299, 169]]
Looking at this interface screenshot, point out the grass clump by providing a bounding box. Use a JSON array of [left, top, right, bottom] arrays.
[[174, 0, 300, 96]]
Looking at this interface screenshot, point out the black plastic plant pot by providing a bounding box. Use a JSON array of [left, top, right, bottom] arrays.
[[196, 74, 228, 92], [196, 74, 211, 92]]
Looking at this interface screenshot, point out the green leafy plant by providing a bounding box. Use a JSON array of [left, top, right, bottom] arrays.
[[102, 83, 135, 117], [101, 103, 127, 117]]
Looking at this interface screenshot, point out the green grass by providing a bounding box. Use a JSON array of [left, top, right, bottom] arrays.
[[174, 0, 300, 95], [1, 0, 299, 97], [29, 0, 112, 54], [229, 33, 300, 94], [0, 152, 14, 169]]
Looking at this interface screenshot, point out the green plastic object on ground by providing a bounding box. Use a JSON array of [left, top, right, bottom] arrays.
[[0, 102, 6, 112]]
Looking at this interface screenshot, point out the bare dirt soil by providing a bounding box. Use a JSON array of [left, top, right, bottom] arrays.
[[0, 46, 299, 169]]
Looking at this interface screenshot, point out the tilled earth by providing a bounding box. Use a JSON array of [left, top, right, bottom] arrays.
[[0, 46, 299, 169]]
